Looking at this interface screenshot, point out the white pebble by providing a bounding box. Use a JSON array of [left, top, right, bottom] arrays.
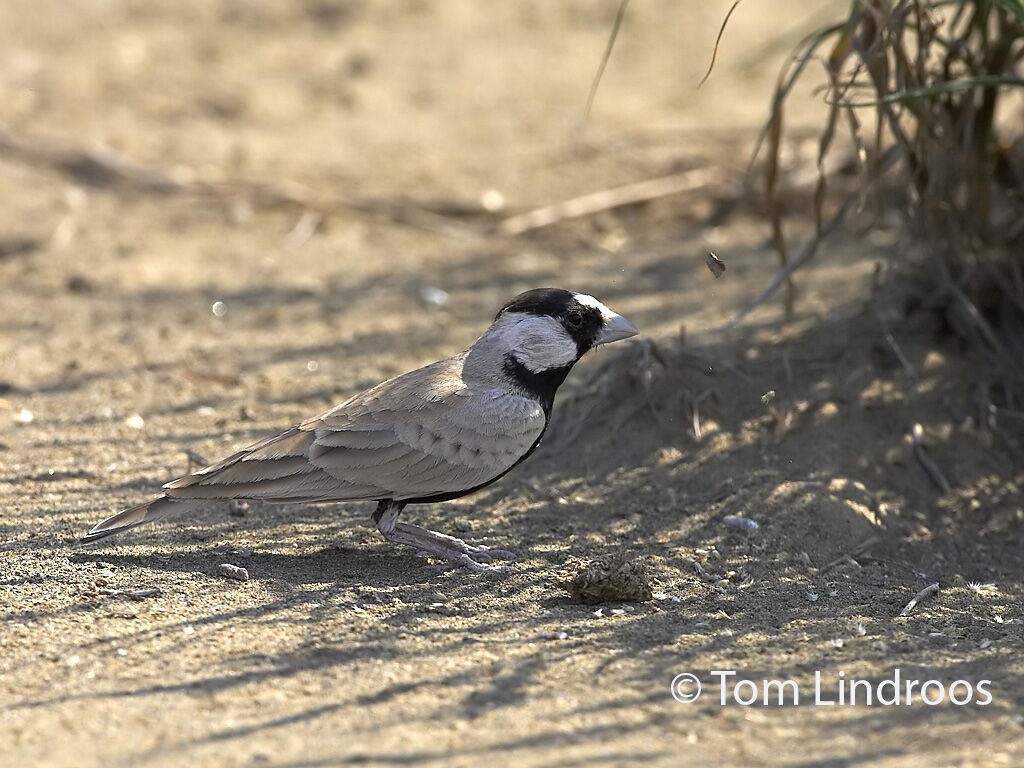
[[419, 286, 449, 307], [217, 563, 249, 581], [722, 515, 759, 532], [480, 189, 505, 212]]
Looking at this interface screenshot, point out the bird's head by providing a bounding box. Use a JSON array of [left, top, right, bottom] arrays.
[[466, 288, 638, 403]]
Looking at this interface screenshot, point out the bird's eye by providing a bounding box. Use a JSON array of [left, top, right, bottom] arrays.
[[565, 310, 583, 329]]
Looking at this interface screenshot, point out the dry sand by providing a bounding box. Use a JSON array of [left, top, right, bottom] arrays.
[[1, 2, 1022, 766]]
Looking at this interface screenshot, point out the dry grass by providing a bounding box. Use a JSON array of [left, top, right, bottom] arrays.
[[759, 0, 1024, 349]]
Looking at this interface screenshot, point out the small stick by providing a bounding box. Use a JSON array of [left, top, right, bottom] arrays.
[[584, 0, 630, 118], [498, 169, 718, 236], [910, 424, 951, 493], [819, 554, 861, 574], [0, 126, 479, 239], [884, 332, 914, 377], [184, 448, 210, 471], [899, 582, 939, 617]]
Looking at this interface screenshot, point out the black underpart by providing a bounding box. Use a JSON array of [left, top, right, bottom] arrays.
[[497, 287, 605, 356]]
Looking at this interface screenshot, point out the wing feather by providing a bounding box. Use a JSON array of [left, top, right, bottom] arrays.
[[163, 352, 545, 504]]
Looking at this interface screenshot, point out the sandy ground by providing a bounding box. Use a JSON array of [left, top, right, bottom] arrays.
[[2, 2, 1023, 766]]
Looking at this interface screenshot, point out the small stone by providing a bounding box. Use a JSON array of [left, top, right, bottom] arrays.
[[419, 286, 449, 307], [228, 500, 251, 517], [722, 515, 759, 532], [217, 563, 249, 581], [480, 189, 505, 212]]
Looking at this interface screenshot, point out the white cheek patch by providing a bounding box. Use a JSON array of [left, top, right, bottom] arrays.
[[506, 316, 578, 373]]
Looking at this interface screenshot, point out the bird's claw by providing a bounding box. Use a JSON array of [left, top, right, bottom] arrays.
[[463, 545, 517, 561]]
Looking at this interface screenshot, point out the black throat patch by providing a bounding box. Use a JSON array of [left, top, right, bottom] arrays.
[[503, 354, 573, 417]]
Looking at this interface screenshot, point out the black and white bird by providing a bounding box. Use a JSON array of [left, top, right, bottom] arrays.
[[83, 288, 638, 574]]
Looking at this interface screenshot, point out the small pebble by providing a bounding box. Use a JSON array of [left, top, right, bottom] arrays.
[[127, 588, 162, 600], [536, 631, 569, 641], [480, 189, 505, 212], [217, 563, 249, 581], [228, 500, 250, 517], [722, 515, 759, 532], [13, 409, 34, 424], [419, 286, 449, 307]]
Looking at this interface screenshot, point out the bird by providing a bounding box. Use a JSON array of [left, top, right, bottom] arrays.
[[82, 288, 638, 574]]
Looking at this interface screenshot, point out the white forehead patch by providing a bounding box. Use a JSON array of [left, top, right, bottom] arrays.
[[572, 292, 613, 319]]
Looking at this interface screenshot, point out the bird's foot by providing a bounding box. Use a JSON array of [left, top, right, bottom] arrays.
[[395, 521, 515, 560], [382, 522, 516, 575]]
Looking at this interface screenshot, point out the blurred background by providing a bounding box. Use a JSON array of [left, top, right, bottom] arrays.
[[2, 1, 1022, 766]]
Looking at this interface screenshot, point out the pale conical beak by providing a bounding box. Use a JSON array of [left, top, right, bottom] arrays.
[[594, 312, 639, 346]]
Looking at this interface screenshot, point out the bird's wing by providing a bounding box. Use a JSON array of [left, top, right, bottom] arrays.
[[164, 354, 546, 503]]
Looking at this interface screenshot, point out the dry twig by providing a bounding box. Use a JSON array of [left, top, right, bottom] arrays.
[[698, 1, 742, 89], [898, 582, 939, 617], [498, 169, 718, 236], [910, 424, 952, 494]]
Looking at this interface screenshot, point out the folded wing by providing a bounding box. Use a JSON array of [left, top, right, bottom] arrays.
[[164, 354, 546, 503]]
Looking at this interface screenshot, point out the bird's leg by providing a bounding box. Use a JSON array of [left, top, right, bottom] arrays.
[[372, 500, 516, 575], [392, 522, 516, 561]]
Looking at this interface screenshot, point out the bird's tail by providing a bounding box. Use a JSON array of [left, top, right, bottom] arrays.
[[80, 495, 187, 544]]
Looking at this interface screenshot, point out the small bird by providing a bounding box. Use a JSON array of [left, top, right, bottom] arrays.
[[83, 288, 638, 574]]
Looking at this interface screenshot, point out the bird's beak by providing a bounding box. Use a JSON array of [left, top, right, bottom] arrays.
[[594, 312, 639, 346]]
